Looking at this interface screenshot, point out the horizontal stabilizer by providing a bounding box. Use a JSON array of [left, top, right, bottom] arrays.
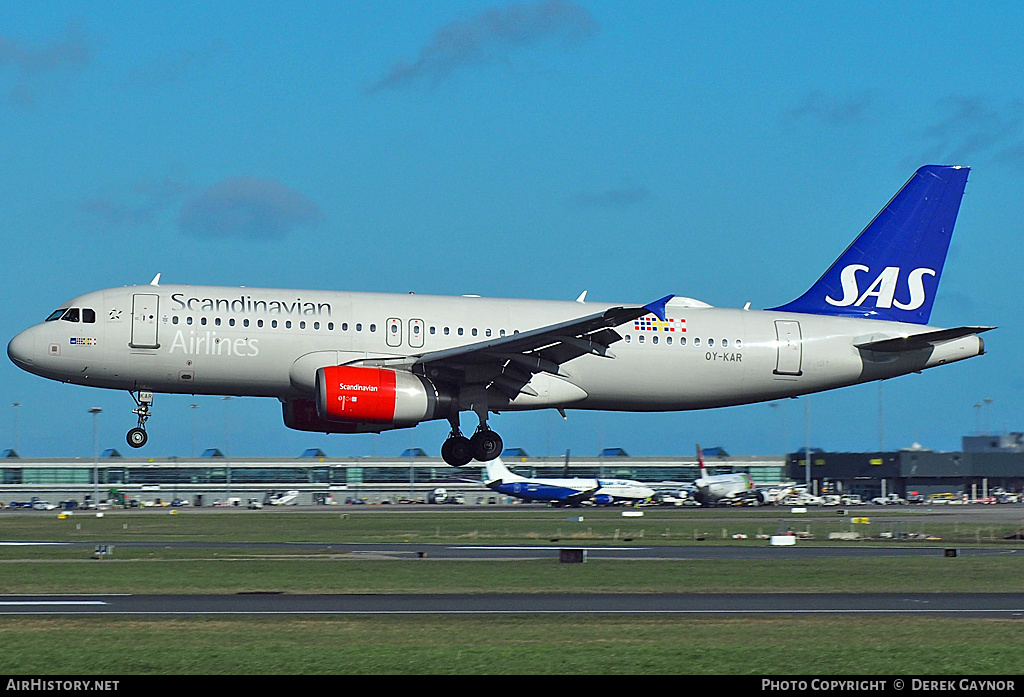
[[854, 326, 995, 353]]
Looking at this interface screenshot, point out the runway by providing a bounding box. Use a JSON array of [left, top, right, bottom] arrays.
[[3, 539, 1021, 560], [2, 592, 1023, 617]]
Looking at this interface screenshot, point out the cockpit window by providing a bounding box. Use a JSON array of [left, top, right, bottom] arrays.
[[46, 309, 67, 322], [61, 308, 80, 323], [82, 309, 96, 323]]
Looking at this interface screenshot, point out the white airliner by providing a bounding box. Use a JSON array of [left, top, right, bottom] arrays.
[[688, 443, 760, 506], [484, 458, 656, 505], [8, 166, 991, 466]]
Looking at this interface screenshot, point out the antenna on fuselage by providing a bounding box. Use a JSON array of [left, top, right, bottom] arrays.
[[150, 273, 161, 287]]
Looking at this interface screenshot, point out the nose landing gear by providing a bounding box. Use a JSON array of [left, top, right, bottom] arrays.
[[126, 391, 153, 448]]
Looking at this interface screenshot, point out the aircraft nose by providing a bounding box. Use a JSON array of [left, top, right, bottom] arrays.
[[7, 329, 35, 370]]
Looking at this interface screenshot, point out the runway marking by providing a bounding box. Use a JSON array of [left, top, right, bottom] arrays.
[[455, 546, 647, 551], [0, 597, 108, 601], [2, 608, 1021, 616]]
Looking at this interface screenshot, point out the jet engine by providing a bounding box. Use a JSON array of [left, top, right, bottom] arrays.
[[315, 365, 454, 427], [282, 398, 392, 434]]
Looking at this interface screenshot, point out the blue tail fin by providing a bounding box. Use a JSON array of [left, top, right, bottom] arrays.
[[768, 165, 969, 324]]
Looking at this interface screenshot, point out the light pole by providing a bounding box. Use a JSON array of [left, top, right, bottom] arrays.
[[10, 402, 21, 453], [189, 403, 199, 458], [222, 397, 232, 500], [804, 396, 812, 494], [88, 407, 102, 506]]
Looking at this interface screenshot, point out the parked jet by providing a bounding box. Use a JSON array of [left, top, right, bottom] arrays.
[[8, 166, 991, 466], [483, 458, 656, 505], [689, 444, 761, 506]]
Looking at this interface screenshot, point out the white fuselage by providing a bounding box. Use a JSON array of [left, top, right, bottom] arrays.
[[8, 284, 984, 416]]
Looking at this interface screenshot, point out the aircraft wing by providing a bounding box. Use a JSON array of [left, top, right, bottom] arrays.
[[368, 295, 674, 402], [564, 487, 600, 506], [854, 326, 995, 353]]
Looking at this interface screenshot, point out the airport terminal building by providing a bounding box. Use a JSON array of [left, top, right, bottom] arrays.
[[0, 448, 785, 507], [3, 437, 1022, 507], [787, 436, 1024, 501]]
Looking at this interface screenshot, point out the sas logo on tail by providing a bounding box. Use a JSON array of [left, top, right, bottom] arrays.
[[825, 265, 935, 311]]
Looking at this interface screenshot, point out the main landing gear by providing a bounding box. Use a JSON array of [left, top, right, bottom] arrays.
[[126, 391, 153, 448], [440, 413, 503, 467]]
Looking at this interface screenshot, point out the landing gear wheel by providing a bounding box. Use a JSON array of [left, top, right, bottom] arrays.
[[441, 435, 474, 467], [470, 429, 503, 462], [127, 427, 148, 448]]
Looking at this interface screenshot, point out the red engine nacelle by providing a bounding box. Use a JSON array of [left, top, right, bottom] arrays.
[[281, 398, 392, 434], [315, 365, 453, 427]]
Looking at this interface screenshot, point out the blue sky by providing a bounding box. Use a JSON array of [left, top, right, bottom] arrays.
[[2, 1, 1021, 459]]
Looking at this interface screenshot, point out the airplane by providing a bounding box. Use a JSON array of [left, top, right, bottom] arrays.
[[483, 457, 656, 505], [8, 165, 992, 467], [684, 443, 770, 506]]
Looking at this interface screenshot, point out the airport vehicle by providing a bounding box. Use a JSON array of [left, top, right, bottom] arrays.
[[871, 493, 907, 505], [264, 490, 300, 506], [7, 166, 991, 466], [428, 488, 465, 504], [483, 458, 656, 506]]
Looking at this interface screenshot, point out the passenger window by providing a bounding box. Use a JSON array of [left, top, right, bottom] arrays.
[[625, 334, 632, 343], [356, 323, 362, 332], [694, 338, 700, 346], [652, 335, 659, 344], [458, 328, 464, 336], [314, 322, 320, 330], [229, 318, 235, 327], [722, 338, 728, 347], [472, 328, 478, 336], [172, 316, 179, 325], [215, 318, 222, 326], [680, 337, 686, 346], [272, 320, 278, 328], [639, 335, 645, 344], [286, 321, 292, 329], [258, 319, 264, 328], [667, 337, 672, 345], [370, 324, 376, 332], [187, 317, 194, 326], [342, 323, 348, 331], [444, 327, 450, 335], [82, 309, 96, 323], [708, 338, 714, 347], [300, 321, 306, 329], [736, 339, 742, 348]]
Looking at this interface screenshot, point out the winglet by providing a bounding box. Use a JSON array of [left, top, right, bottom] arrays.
[[643, 294, 674, 321]]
